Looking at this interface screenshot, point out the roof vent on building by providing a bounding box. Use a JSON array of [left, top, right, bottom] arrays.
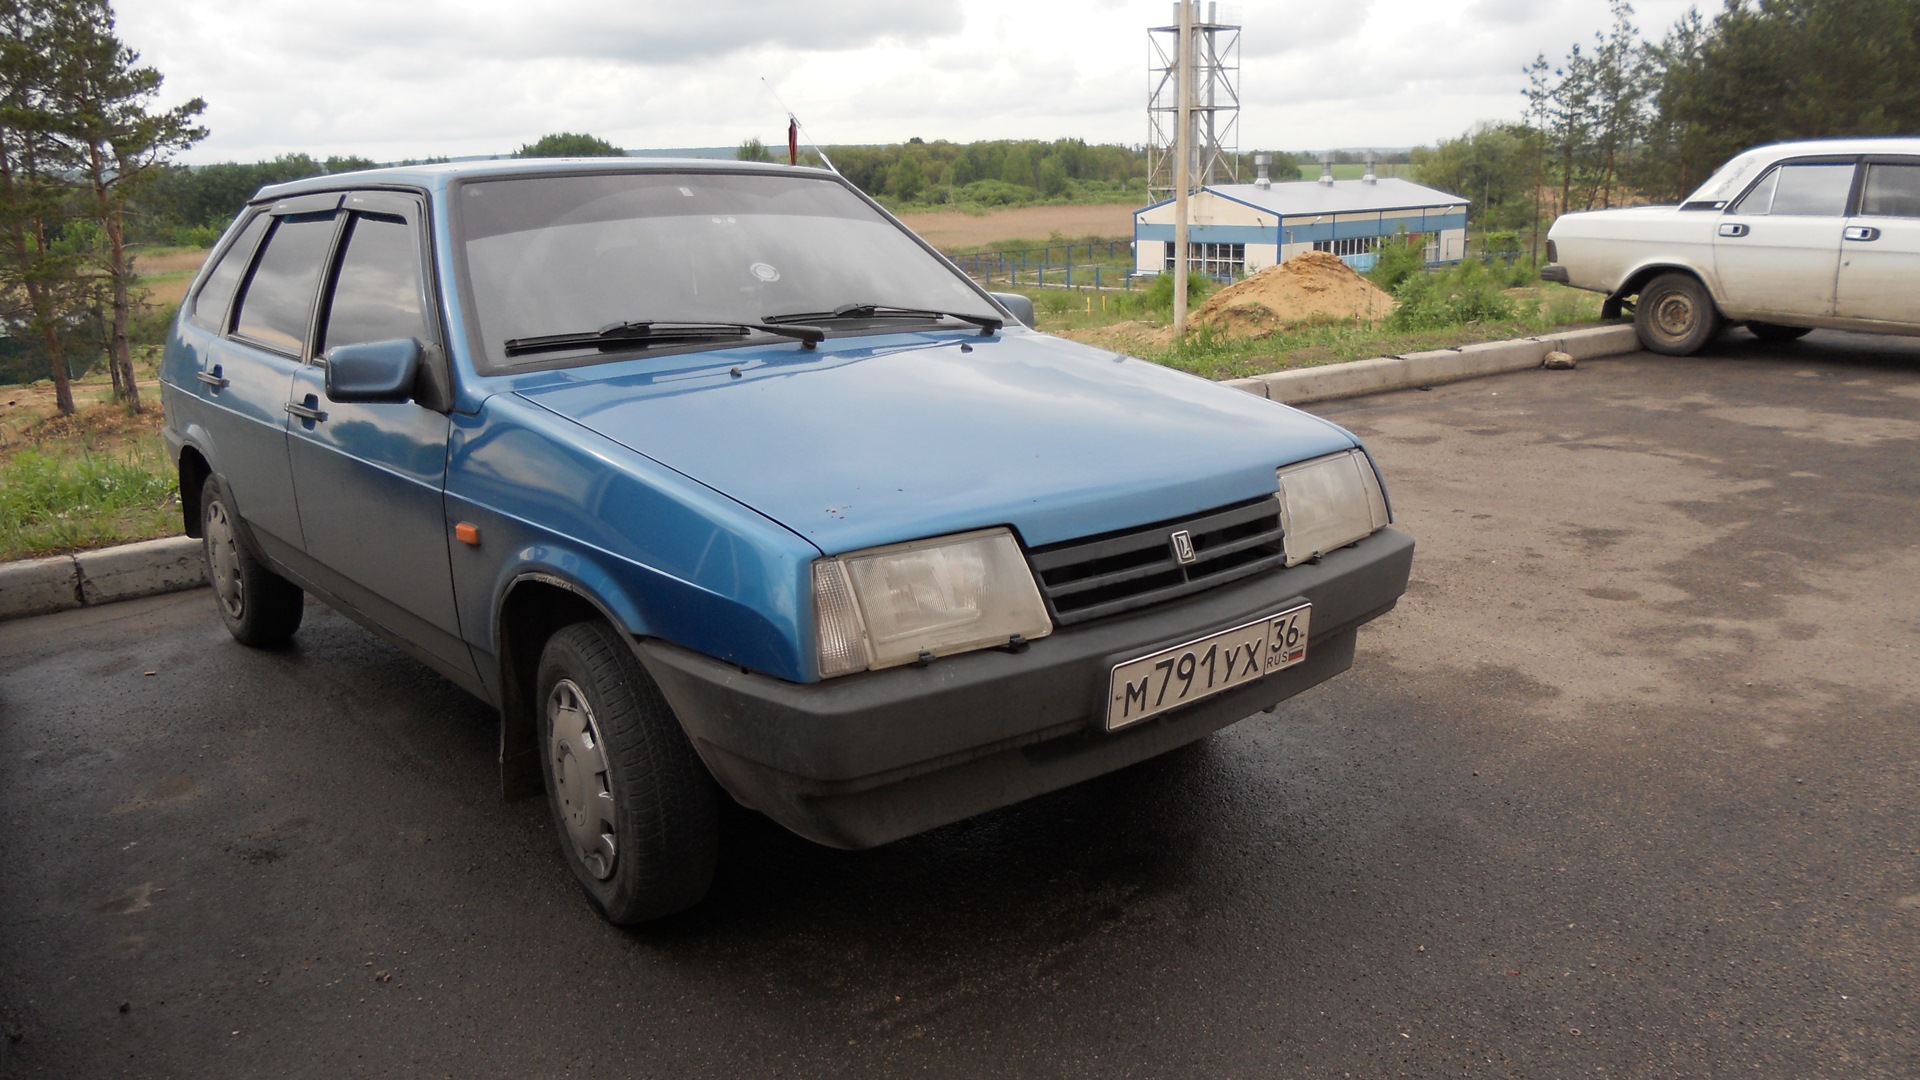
[[1363, 151, 1378, 184], [1318, 152, 1334, 186], [1254, 153, 1271, 190]]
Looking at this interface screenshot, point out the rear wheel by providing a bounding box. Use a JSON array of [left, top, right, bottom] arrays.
[[200, 479, 304, 646], [536, 620, 719, 924], [1746, 321, 1813, 342], [1633, 273, 1721, 356]]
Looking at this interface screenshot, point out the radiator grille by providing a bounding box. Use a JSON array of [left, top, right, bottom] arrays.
[[1028, 496, 1286, 625]]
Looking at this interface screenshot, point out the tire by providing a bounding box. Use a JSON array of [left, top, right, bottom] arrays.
[[1747, 321, 1813, 342], [536, 620, 719, 924], [200, 478, 304, 647], [1633, 272, 1721, 356]]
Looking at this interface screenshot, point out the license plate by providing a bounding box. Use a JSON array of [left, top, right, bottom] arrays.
[[1105, 603, 1311, 732]]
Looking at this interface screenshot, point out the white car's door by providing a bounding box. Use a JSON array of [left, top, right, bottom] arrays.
[[1836, 159, 1920, 327], [1713, 160, 1855, 321]]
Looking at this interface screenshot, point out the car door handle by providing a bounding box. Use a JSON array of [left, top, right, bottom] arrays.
[[1844, 226, 1880, 242], [195, 366, 229, 390], [285, 397, 328, 423], [1718, 223, 1749, 238]]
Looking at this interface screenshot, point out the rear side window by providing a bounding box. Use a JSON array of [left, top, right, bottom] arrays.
[[319, 212, 429, 352], [1731, 163, 1854, 217], [189, 214, 269, 332], [1860, 163, 1920, 218], [233, 211, 339, 355]]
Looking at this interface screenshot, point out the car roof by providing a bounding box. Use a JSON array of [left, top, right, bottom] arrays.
[[252, 157, 832, 203], [1744, 136, 1920, 159]]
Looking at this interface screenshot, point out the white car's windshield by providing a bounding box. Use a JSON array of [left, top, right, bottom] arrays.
[[456, 170, 999, 371], [1683, 148, 1775, 207]]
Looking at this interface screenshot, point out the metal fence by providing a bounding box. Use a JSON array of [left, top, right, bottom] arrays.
[[949, 240, 1137, 290]]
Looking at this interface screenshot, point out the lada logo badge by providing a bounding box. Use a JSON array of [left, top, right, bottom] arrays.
[[1170, 530, 1197, 565]]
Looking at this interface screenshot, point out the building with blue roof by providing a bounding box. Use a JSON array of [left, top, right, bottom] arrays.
[[1134, 170, 1469, 279]]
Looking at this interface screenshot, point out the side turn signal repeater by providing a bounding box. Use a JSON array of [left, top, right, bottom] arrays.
[[454, 522, 481, 546]]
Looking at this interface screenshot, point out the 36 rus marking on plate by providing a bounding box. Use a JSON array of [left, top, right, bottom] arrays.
[[1106, 603, 1310, 731]]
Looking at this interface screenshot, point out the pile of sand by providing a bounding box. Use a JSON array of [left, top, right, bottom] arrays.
[[1190, 251, 1396, 338], [1059, 320, 1176, 352]]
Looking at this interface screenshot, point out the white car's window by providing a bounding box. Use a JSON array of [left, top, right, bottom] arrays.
[[1860, 163, 1920, 218], [1685, 148, 1773, 206], [1730, 163, 1854, 217]]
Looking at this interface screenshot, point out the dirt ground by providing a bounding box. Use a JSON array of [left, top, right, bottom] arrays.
[[136, 249, 210, 273], [0, 375, 164, 455], [896, 203, 1135, 248]]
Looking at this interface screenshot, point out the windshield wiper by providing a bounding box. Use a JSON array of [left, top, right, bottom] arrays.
[[765, 303, 1002, 334], [503, 320, 824, 358]]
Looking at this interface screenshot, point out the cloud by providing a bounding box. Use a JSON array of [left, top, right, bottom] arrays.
[[118, 0, 1705, 164]]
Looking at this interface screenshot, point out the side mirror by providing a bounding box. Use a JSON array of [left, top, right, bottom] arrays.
[[324, 338, 422, 403], [988, 291, 1036, 330]]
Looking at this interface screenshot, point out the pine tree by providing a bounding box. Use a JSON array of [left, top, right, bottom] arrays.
[[47, 0, 205, 412]]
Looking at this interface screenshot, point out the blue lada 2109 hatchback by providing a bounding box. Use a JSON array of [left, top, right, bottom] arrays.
[[160, 158, 1415, 923]]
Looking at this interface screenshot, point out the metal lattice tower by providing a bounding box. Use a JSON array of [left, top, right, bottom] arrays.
[[1147, 2, 1241, 201]]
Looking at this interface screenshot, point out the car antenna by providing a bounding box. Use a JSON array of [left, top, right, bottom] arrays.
[[760, 77, 839, 176]]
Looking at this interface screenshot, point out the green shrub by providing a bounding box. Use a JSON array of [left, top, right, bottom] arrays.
[[1367, 229, 1427, 293], [167, 223, 225, 248], [956, 179, 1036, 207], [1139, 270, 1212, 314], [129, 301, 181, 347], [1386, 259, 1516, 331], [1035, 290, 1077, 315]]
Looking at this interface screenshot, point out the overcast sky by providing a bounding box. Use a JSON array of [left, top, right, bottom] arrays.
[[121, 0, 1705, 165]]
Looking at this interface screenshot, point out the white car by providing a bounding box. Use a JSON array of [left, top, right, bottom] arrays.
[[1542, 138, 1920, 354]]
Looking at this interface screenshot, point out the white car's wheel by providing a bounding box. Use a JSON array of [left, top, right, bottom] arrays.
[[1634, 273, 1721, 356]]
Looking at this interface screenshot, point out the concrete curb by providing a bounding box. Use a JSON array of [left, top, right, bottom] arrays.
[[0, 536, 204, 622], [1223, 323, 1640, 405], [0, 324, 1646, 624]]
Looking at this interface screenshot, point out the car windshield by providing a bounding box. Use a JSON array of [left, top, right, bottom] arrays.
[[455, 170, 1000, 371], [1683, 148, 1776, 207]]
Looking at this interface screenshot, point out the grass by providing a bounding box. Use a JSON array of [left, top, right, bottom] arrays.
[[1141, 299, 1604, 381], [0, 444, 178, 560], [1004, 279, 1606, 381], [0, 368, 180, 562]]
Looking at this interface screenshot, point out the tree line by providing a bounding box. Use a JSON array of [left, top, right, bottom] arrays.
[[1, 0, 202, 413], [1413, 0, 1920, 255]]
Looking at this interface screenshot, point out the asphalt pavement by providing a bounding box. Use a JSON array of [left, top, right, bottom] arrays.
[[3, 329, 1917, 1078]]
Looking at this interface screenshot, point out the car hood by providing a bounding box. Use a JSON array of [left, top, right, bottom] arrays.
[[1551, 204, 1684, 233], [512, 330, 1359, 553]]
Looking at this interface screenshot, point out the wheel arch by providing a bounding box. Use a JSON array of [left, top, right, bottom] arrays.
[[1611, 261, 1720, 310], [493, 572, 643, 799]]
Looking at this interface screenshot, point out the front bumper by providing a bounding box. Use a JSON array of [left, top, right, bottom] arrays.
[[635, 527, 1414, 849]]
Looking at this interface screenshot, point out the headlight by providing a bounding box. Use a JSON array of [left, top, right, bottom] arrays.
[[1276, 450, 1391, 567], [812, 528, 1053, 677]]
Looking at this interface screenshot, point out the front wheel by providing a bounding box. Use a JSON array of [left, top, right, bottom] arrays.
[[1633, 272, 1721, 356], [200, 478, 304, 647], [537, 620, 719, 924], [1746, 321, 1813, 342]]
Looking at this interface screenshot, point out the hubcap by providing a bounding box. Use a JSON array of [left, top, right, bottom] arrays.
[[1653, 292, 1696, 339], [204, 499, 245, 620], [547, 678, 617, 880]]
